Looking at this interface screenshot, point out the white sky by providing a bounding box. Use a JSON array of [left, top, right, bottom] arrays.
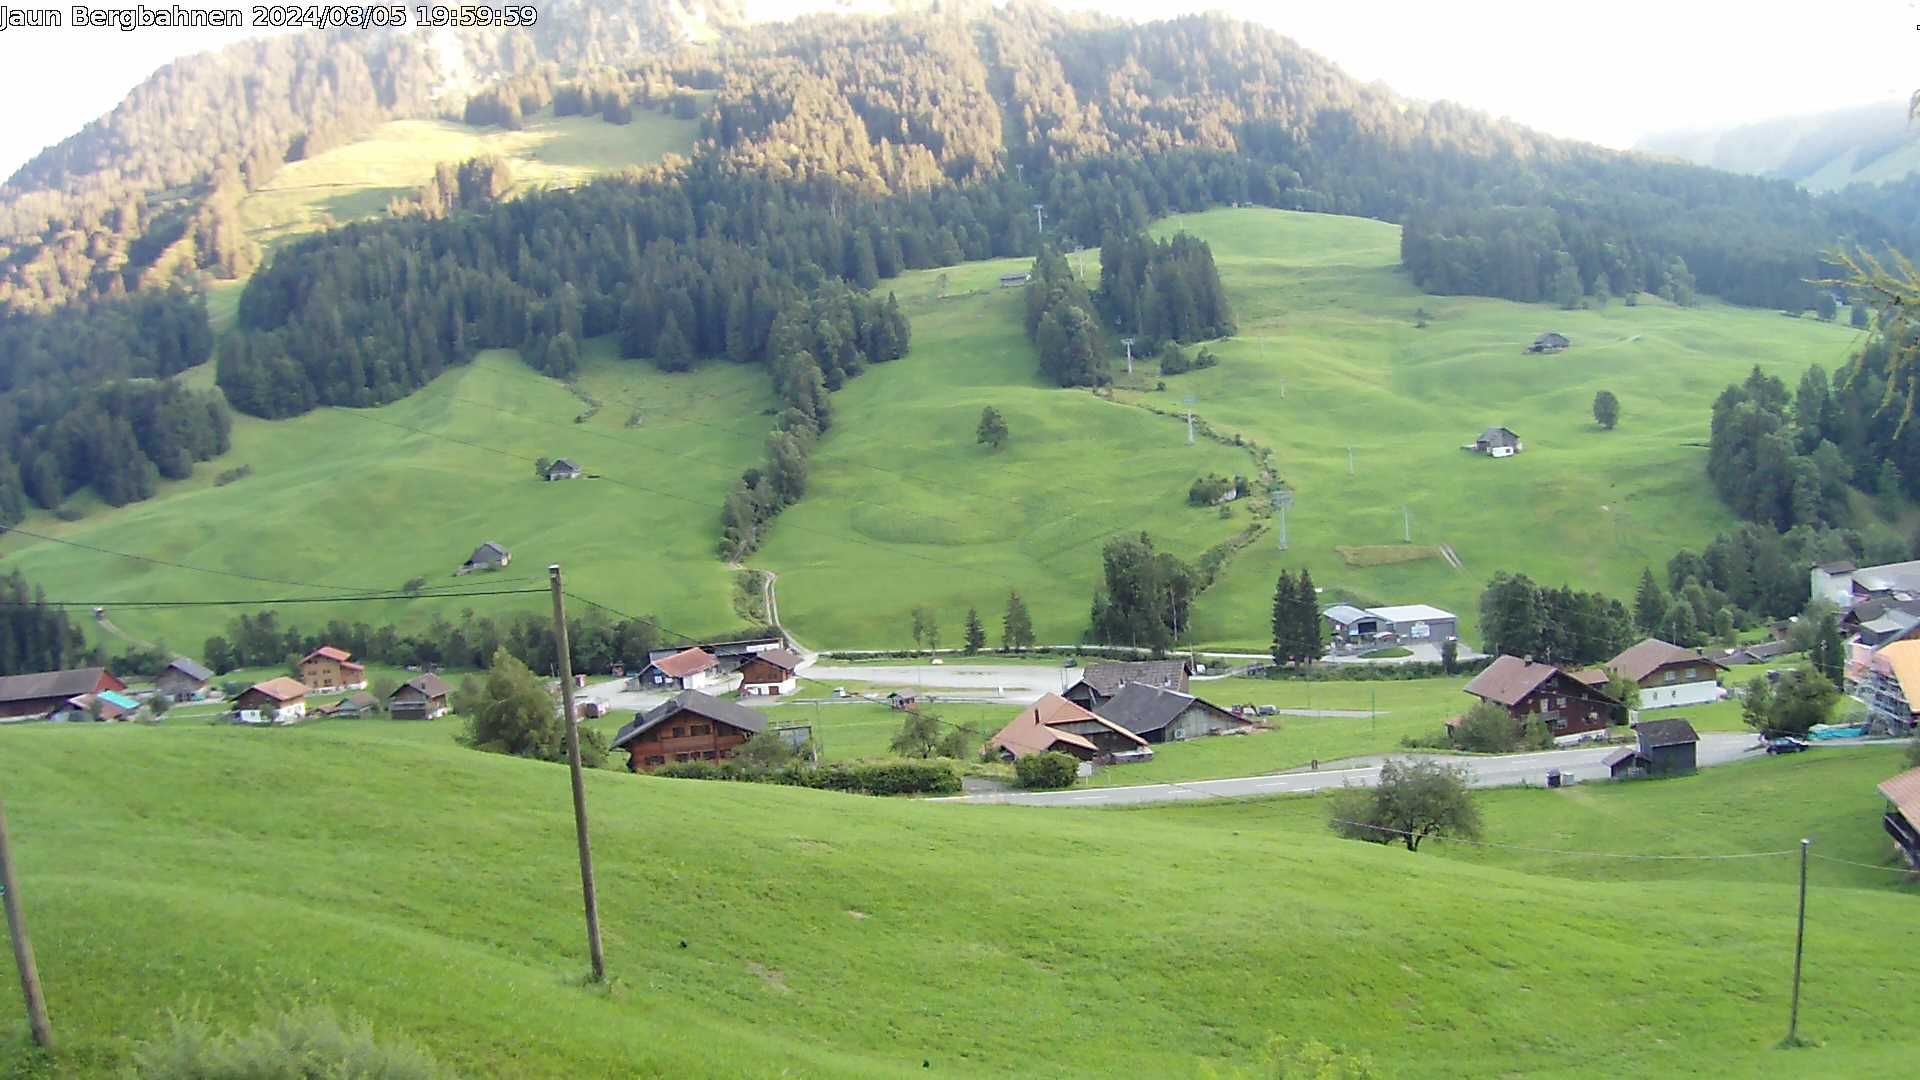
[[0, 0, 1915, 183]]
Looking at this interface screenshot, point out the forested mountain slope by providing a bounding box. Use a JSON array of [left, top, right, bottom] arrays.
[[0, 0, 741, 311]]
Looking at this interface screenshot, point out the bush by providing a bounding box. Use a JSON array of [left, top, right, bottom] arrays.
[[1261, 657, 1494, 682], [214, 464, 254, 486], [1015, 751, 1079, 789], [131, 1007, 443, 1079], [1188, 474, 1234, 505]]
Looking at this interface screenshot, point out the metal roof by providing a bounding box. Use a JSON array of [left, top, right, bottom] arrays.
[[1367, 604, 1456, 624], [166, 656, 213, 682], [1322, 604, 1372, 625], [1074, 660, 1191, 697], [0, 668, 113, 704]]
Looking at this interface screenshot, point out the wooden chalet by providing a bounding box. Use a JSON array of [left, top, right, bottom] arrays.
[[1526, 331, 1569, 354], [1094, 682, 1246, 744], [233, 677, 308, 724], [1879, 766, 1920, 870], [300, 646, 366, 692], [1471, 426, 1524, 457], [545, 458, 583, 481], [0, 668, 124, 721], [1062, 659, 1193, 710], [388, 674, 452, 720], [155, 657, 213, 700], [738, 648, 804, 697], [1577, 638, 1725, 711], [321, 691, 380, 718], [1458, 655, 1616, 739], [989, 693, 1152, 764], [612, 690, 767, 772]]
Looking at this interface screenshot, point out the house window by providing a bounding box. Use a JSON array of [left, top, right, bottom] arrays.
[[1552, 716, 1567, 731], [1663, 670, 1675, 683], [691, 724, 711, 735], [703, 751, 717, 760], [1555, 696, 1565, 708], [675, 752, 692, 762], [644, 755, 666, 766], [671, 726, 686, 738]]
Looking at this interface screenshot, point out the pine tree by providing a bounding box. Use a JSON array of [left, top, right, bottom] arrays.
[[963, 607, 985, 655], [1633, 569, 1666, 636], [1002, 590, 1034, 652], [1271, 570, 1296, 665], [1295, 568, 1323, 663]]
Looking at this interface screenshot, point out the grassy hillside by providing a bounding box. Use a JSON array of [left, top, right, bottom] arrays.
[[1, 209, 1871, 653], [4, 722, 1918, 1076], [240, 112, 700, 253], [758, 256, 1251, 647], [0, 345, 772, 651], [1138, 209, 1862, 649]]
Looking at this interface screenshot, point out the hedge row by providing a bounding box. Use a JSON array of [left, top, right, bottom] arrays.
[[1259, 657, 1494, 682], [656, 758, 961, 796]]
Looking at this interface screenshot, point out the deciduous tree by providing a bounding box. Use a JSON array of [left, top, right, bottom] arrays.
[[1592, 390, 1619, 430], [1328, 758, 1482, 852]]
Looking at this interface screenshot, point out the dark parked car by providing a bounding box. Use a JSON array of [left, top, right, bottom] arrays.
[[1765, 738, 1811, 755]]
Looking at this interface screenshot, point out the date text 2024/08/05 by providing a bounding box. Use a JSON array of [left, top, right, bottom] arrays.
[[0, 5, 540, 32]]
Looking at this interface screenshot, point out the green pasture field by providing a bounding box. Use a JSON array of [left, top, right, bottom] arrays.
[[239, 113, 699, 252], [2, 209, 1877, 657], [4, 721, 1918, 1076], [0, 345, 773, 653], [1132, 208, 1864, 649]]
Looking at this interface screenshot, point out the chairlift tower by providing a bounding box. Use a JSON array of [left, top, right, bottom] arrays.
[[1272, 489, 1294, 550], [1183, 394, 1197, 445], [1121, 337, 1136, 374], [1032, 202, 1045, 236]]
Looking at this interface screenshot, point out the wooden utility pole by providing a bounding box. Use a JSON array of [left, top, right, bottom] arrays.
[[0, 802, 54, 1051], [1787, 837, 1810, 1044], [548, 566, 606, 983]]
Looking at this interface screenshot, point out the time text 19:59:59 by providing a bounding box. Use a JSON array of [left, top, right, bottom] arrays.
[[414, 4, 538, 28]]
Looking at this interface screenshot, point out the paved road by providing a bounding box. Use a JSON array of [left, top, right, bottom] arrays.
[[805, 663, 1074, 698], [942, 733, 1787, 807]]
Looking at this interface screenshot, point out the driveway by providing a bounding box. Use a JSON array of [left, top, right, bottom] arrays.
[[941, 733, 1804, 807]]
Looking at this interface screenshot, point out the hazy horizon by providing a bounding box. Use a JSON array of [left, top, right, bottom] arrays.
[[1, 0, 1914, 184]]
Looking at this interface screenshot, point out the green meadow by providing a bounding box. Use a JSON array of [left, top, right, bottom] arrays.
[[5, 721, 1918, 1076], [1136, 209, 1864, 649], [240, 112, 699, 252], [0, 345, 774, 651], [0, 208, 1874, 653]]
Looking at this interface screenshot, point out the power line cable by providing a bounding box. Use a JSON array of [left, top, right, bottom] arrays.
[[0, 523, 385, 594]]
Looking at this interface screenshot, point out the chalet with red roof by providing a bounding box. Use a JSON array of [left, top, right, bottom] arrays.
[[989, 693, 1153, 764], [300, 646, 366, 691], [1457, 654, 1616, 740], [233, 677, 308, 725], [638, 647, 728, 692]]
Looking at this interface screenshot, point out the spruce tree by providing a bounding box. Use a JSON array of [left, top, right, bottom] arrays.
[[1633, 569, 1665, 636], [1003, 590, 1034, 652], [1271, 570, 1296, 665], [963, 607, 986, 655], [1295, 568, 1323, 663]]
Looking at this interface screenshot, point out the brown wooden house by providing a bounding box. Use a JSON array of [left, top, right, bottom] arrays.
[[989, 693, 1152, 764], [155, 657, 213, 700], [1457, 655, 1616, 739], [300, 646, 366, 692], [738, 648, 804, 696], [0, 668, 124, 721], [612, 690, 768, 772], [388, 674, 452, 719], [233, 677, 308, 724], [1094, 683, 1247, 744], [1062, 659, 1193, 710]]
